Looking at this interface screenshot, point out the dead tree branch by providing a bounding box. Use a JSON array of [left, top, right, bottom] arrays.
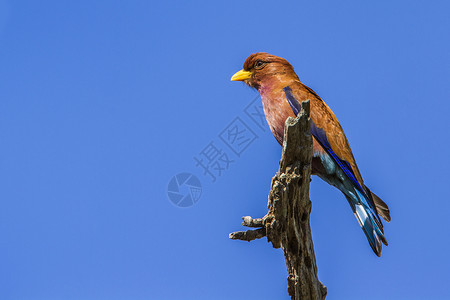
[[229, 100, 327, 300]]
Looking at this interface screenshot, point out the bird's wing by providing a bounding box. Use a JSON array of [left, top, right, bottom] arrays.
[[284, 84, 364, 187], [284, 84, 388, 255]]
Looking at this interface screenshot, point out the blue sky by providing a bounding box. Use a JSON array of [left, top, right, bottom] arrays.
[[0, 1, 449, 299]]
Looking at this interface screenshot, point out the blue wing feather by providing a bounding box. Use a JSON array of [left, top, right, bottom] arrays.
[[284, 86, 364, 193], [310, 122, 365, 193], [284, 86, 301, 116], [284, 85, 386, 254]]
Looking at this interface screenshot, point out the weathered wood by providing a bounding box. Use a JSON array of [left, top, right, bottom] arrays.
[[230, 100, 326, 300]]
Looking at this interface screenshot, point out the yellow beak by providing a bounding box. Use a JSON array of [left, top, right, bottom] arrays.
[[230, 69, 252, 81]]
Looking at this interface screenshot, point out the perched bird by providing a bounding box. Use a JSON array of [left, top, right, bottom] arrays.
[[231, 53, 390, 256]]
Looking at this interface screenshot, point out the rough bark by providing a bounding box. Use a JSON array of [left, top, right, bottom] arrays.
[[230, 100, 327, 300]]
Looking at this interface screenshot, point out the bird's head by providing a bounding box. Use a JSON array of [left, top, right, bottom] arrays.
[[231, 52, 299, 90]]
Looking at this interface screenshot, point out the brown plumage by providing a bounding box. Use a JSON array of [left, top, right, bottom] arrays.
[[232, 52, 390, 255]]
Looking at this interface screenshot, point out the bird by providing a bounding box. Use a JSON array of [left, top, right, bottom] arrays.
[[231, 52, 390, 256]]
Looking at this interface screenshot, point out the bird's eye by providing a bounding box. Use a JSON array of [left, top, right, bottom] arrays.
[[254, 60, 266, 69]]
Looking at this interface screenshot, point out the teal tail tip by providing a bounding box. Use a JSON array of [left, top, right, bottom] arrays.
[[361, 209, 388, 257], [354, 189, 388, 257], [367, 225, 387, 257]]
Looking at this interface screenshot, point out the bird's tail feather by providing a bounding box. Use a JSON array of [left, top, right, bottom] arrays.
[[348, 189, 388, 256], [365, 186, 391, 222]]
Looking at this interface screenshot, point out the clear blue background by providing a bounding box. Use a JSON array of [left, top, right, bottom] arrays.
[[0, 1, 449, 299]]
